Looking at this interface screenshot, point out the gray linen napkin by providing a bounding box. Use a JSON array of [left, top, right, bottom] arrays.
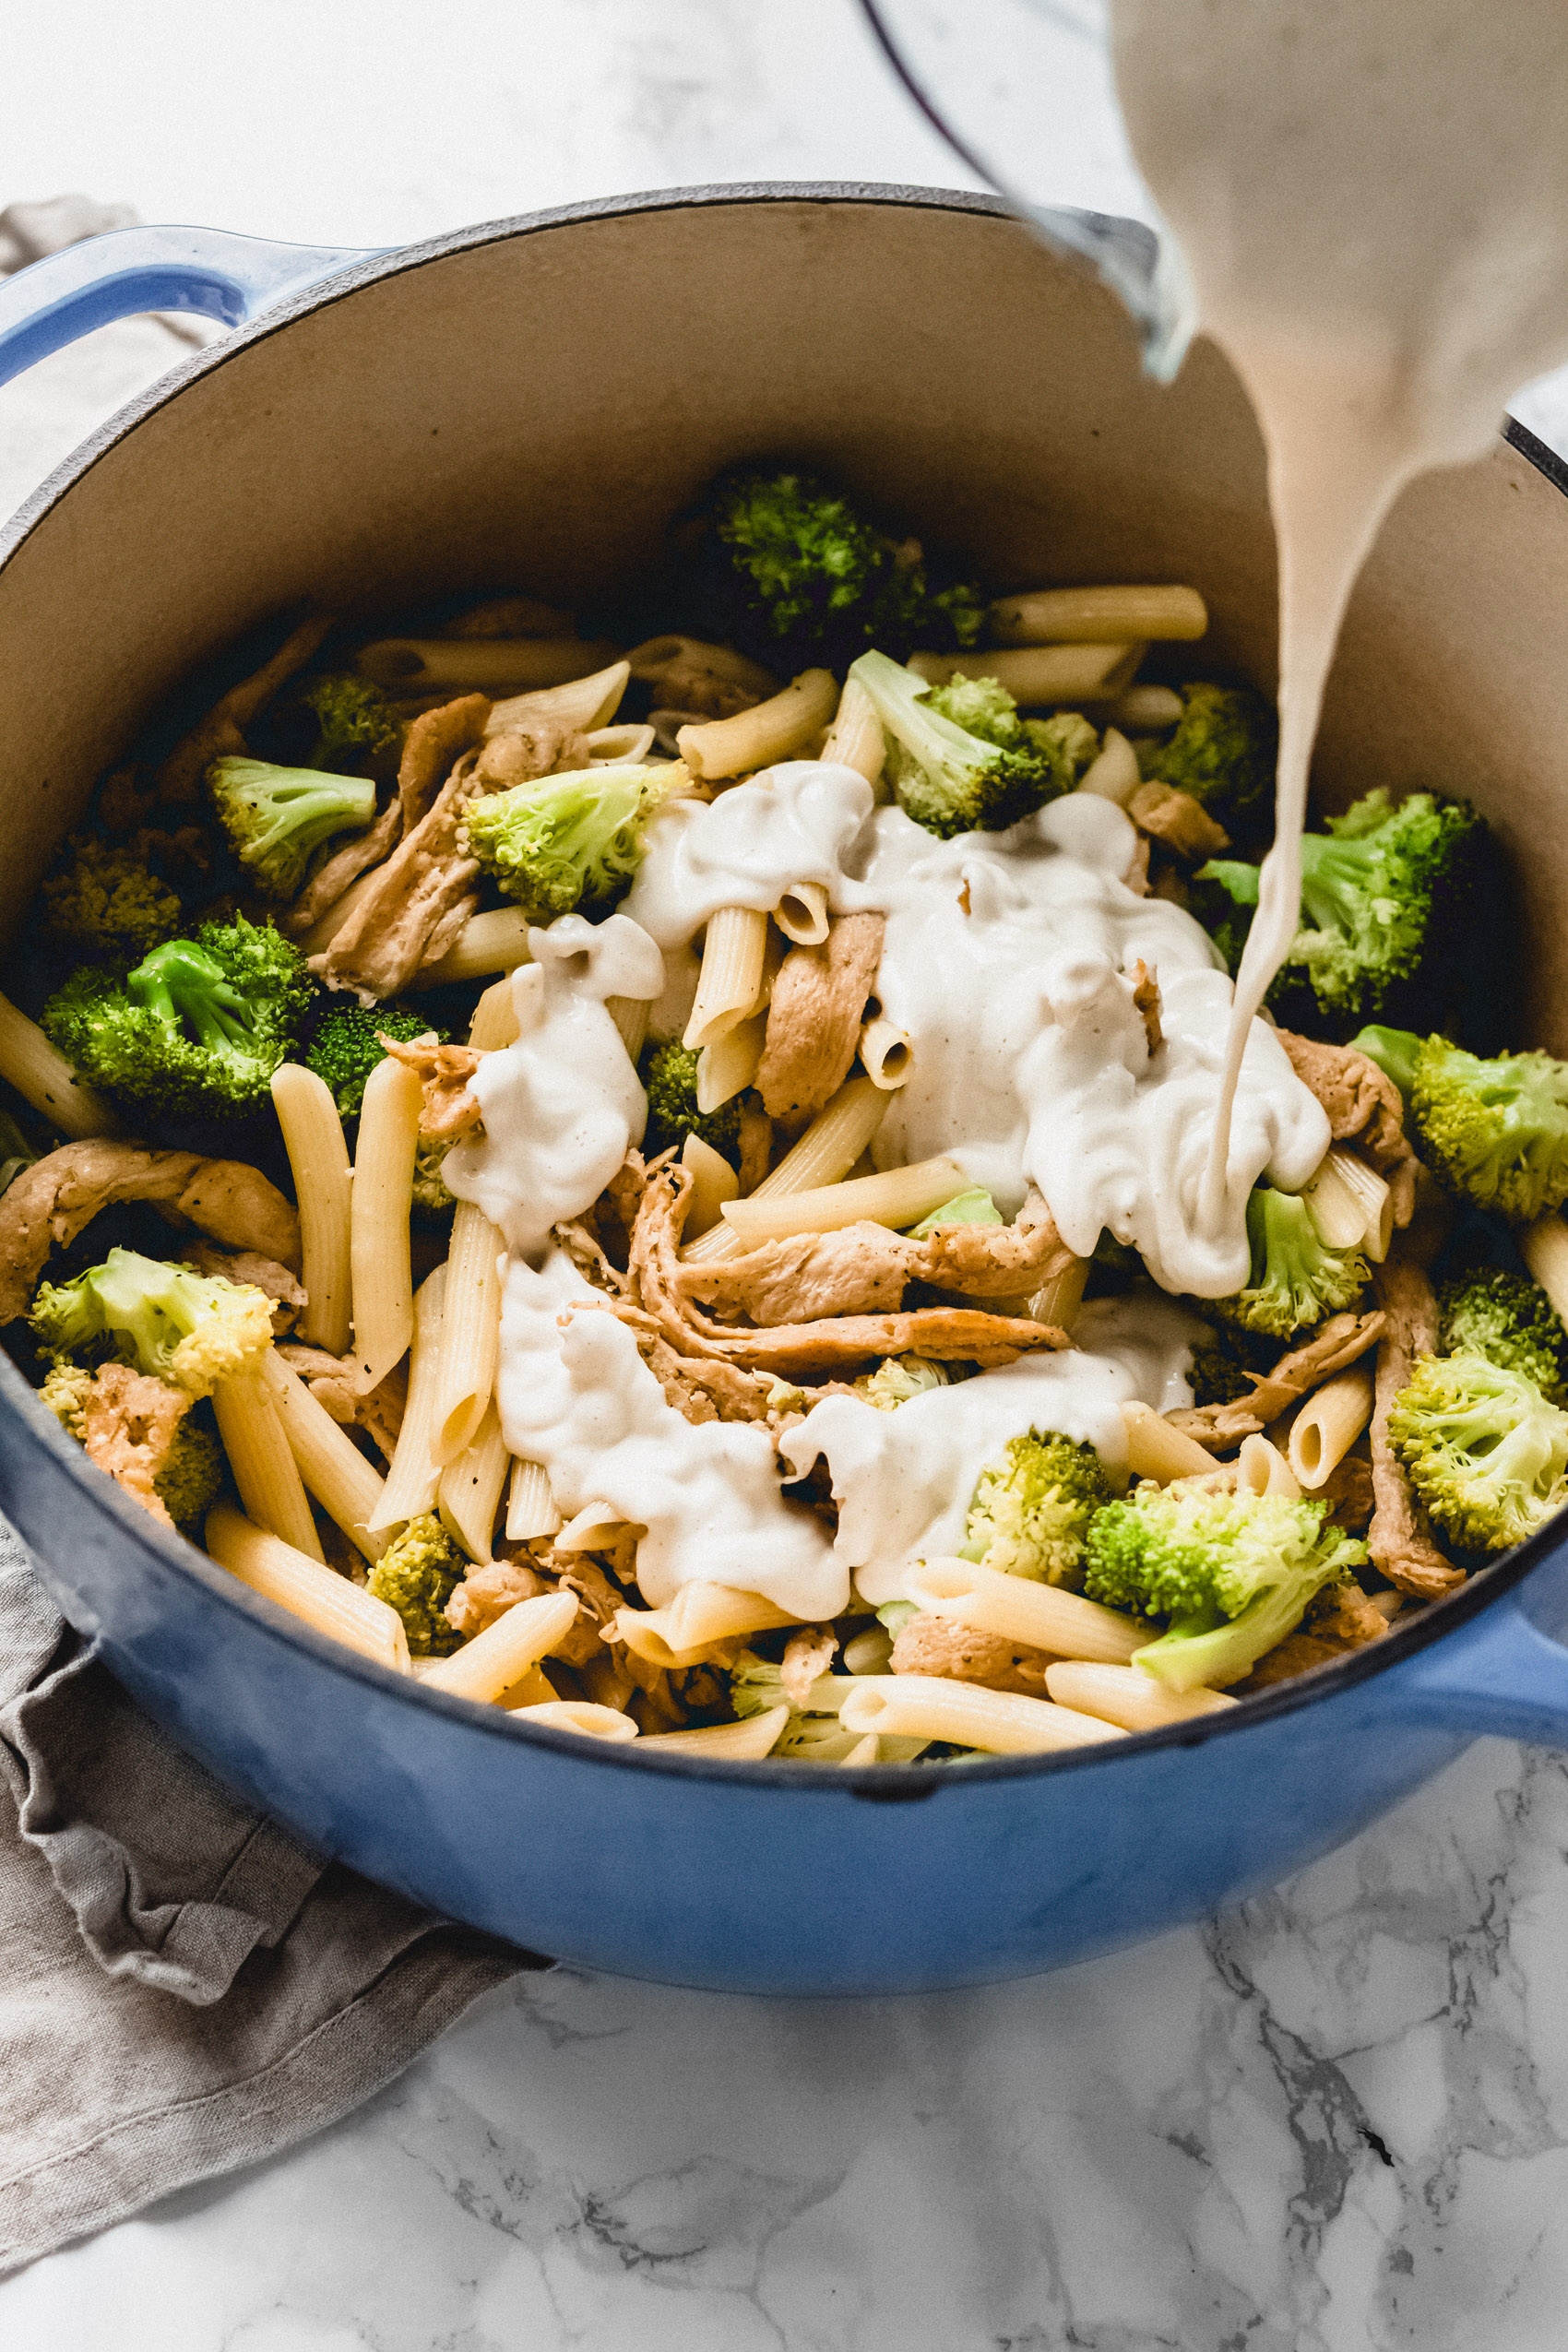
[[0, 1522, 535, 2277]]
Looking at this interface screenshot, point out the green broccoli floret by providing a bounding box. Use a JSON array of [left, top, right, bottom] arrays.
[[42, 916, 315, 1123], [1350, 1023, 1423, 1102], [153, 1417, 226, 1530], [305, 1003, 438, 1118], [1030, 709, 1100, 777], [1439, 1267, 1568, 1399], [638, 1039, 742, 1168], [1139, 682, 1277, 839], [462, 764, 684, 924], [30, 1247, 274, 1396], [303, 672, 403, 774], [960, 1429, 1113, 1588], [729, 1650, 854, 1720], [367, 1513, 467, 1657], [412, 1133, 457, 1218], [40, 1360, 94, 1437], [208, 756, 377, 900], [697, 465, 984, 673], [1084, 1481, 1366, 1690], [853, 1355, 950, 1410], [1185, 1330, 1257, 1409], [1389, 1351, 1568, 1551], [1213, 1185, 1369, 1340], [39, 837, 183, 964], [906, 1185, 1004, 1236], [849, 652, 1071, 839], [1413, 1038, 1568, 1222]]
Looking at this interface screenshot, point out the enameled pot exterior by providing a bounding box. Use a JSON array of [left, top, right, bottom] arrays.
[[3, 187, 1568, 1994]]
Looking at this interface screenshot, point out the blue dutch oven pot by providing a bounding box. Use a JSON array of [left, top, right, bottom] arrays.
[[2, 187, 1567, 1995]]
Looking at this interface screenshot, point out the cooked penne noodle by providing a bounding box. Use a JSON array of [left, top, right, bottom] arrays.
[[205, 1505, 410, 1670], [820, 674, 886, 788], [697, 1011, 767, 1114], [258, 1348, 389, 1562], [858, 1016, 913, 1089], [775, 880, 830, 945], [1523, 1214, 1568, 1324], [640, 1705, 790, 1757], [1043, 1661, 1237, 1731], [612, 1583, 801, 1671], [1076, 728, 1140, 805], [907, 644, 1145, 705], [677, 667, 839, 779], [1028, 1256, 1090, 1332], [904, 1555, 1145, 1665], [212, 1372, 324, 1560], [420, 1589, 579, 1705], [511, 1700, 640, 1742], [496, 1663, 560, 1709], [682, 1075, 891, 1263], [269, 1063, 352, 1355], [839, 1675, 1126, 1755], [0, 992, 119, 1138], [368, 1266, 446, 1532], [720, 1153, 968, 1249], [350, 1054, 422, 1394], [506, 1455, 562, 1542], [438, 1398, 510, 1560], [681, 1133, 741, 1238], [684, 907, 770, 1051], [606, 994, 649, 1062], [583, 722, 656, 765], [1325, 1147, 1393, 1260], [412, 907, 533, 990], [553, 1500, 632, 1552], [431, 1200, 504, 1464], [484, 659, 631, 740], [1121, 1399, 1220, 1483], [1235, 1432, 1301, 1500], [358, 636, 620, 693], [840, 1733, 882, 1766], [990, 585, 1208, 645], [1287, 1365, 1375, 1490], [466, 974, 522, 1051]]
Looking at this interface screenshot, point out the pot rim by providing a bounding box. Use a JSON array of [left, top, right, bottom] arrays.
[[3, 179, 1562, 1797]]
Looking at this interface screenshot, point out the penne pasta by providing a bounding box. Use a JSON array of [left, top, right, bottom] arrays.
[[269, 1063, 352, 1355], [1043, 1660, 1237, 1731], [1121, 1400, 1220, 1483], [484, 659, 631, 741], [295, 864, 385, 958], [840, 1733, 882, 1765], [684, 907, 770, 1051], [350, 1053, 422, 1394], [466, 974, 522, 1051], [1523, 1214, 1568, 1324], [1287, 1364, 1375, 1490], [358, 636, 620, 693], [606, 994, 649, 1063], [819, 673, 886, 789], [903, 1555, 1146, 1665], [858, 1016, 913, 1089], [612, 1583, 801, 1671], [775, 880, 830, 946], [412, 907, 533, 990], [258, 1348, 389, 1562], [681, 1132, 741, 1238], [510, 1700, 640, 1742], [1235, 1432, 1301, 1500], [506, 1455, 563, 1542], [553, 1501, 632, 1552], [420, 1589, 579, 1704], [496, 1663, 560, 1709], [907, 644, 1145, 705], [677, 667, 839, 780], [431, 1200, 504, 1465], [211, 1372, 325, 1560], [1076, 728, 1140, 805], [369, 1266, 447, 1531], [720, 1154, 968, 1249], [1028, 1256, 1090, 1332], [682, 1074, 891, 1264], [583, 722, 656, 765], [0, 992, 120, 1139], [639, 1705, 790, 1757], [839, 1675, 1126, 1755], [438, 1398, 510, 1560], [205, 1505, 410, 1670], [989, 585, 1208, 645], [696, 1011, 766, 1113]]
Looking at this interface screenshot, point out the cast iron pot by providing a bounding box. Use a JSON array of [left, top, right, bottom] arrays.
[[3, 186, 1568, 1997]]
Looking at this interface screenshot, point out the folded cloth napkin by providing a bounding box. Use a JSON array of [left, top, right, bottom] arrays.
[[0, 1521, 535, 2277]]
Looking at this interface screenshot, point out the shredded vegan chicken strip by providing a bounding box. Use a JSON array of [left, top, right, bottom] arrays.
[[1128, 959, 1163, 1055], [156, 611, 335, 803], [756, 912, 885, 1119], [78, 1363, 190, 1530], [379, 1035, 485, 1140], [1167, 1309, 1386, 1449], [780, 1625, 839, 1708], [275, 1345, 408, 1459], [1369, 1256, 1467, 1598], [1127, 781, 1230, 861], [891, 1613, 1054, 1696], [1275, 1028, 1420, 1228]]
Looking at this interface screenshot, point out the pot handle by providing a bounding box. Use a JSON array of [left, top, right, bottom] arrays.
[[1401, 1538, 1568, 1745], [0, 223, 377, 392]]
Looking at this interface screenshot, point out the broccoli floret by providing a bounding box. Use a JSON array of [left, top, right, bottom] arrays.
[[412, 1133, 457, 1218], [305, 1003, 438, 1118], [849, 652, 1071, 839], [30, 1247, 274, 1396], [39, 837, 183, 964], [1439, 1267, 1568, 1399], [1350, 1023, 1423, 1101], [1030, 710, 1100, 777], [153, 1416, 226, 1530], [1411, 1037, 1568, 1223], [1084, 1481, 1366, 1690], [42, 916, 315, 1123], [960, 1429, 1113, 1588], [906, 1185, 1003, 1236], [303, 672, 403, 774], [695, 465, 984, 673], [1139, 682, 1277, 840], [1186, 857, 1260, 975], [1389, 1350, 1568, 1551], [728, 1650, 851, 1719], [40, 1360, 94, 1437], [461, 764, 684, 924], [208, 755, 377, 900], [638, 1039, 742, 1168], [853, 1356, 950, 1410], [1186, 1329, 1257, 1408], [1213, 1185, 1369, 1340], [366, 1515, 468, 1657]]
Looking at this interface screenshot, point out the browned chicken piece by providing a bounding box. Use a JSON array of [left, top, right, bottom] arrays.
[[445, 1555, 548, 1638], [156, 611, 335, 802], [274, 1345, 408, 1460], [286, 692, 487, 937], [756, 913, 886, 1120], [1237, 1580, 1393, 1692], [1317, 1448, 1376, 1536], [738, 1099, 772, 1194], [891, 1612, 1055, 1696], [1275, 1028, 1421, 1228], [79, 1362, 190, 1530], [1167, 1309, 1387, 1449], [378, 1035, 485, 1140], [181, 1243, 306, 1332], [1369, 1257, 1467, 1598], [781, 1625, 839, 1707], [0, 1143, 301, 1324], [1129, 959, 1163, 1054], [1127, 781, 1230, 861]]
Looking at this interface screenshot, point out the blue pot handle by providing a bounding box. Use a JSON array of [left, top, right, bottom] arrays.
[[0, 223, 378, 393], [1402, 1534, 1568, 1744]]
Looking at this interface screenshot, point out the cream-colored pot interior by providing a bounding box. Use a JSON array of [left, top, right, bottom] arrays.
[[0, 190, 1562, 1039]]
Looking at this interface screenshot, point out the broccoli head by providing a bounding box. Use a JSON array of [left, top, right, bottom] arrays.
[[42, 916, 315, 1123], [40, 1361, 94, 1438], [306, 1002, 439, 1118], [1389, 1350, 1568, 1551], [1409, 1037, 1568, 1223], [1084, 1480, 1366, 1690], [462, 763, 684, 924], [1139, 683, 1276, 840], [1029, 709, 1100, 778], [303, 672, 404, 774], [368, 1513, 468, 1655], [208, 755, 377, 900], [39, 837, 183, 964], [638, 1039, 742, 1169], [961, 1428, 1113, 1587], [1185, 1326, 1258, 1408], [852, 1355, 950, 1410], [695, 465, 984, 673], [30, 1247, 274, 1396], [1439, 1267, 1568, 1400], [412, 1133, 457, 1218], [1213, 1185, 1369, 1340], [849, 652, 1071, 839]]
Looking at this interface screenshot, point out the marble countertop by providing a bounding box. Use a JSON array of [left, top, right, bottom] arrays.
[[5, 4, 1568, 2342]]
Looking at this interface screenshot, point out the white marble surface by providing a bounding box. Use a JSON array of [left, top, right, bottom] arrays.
[[6, 4, 1568, 2342]]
